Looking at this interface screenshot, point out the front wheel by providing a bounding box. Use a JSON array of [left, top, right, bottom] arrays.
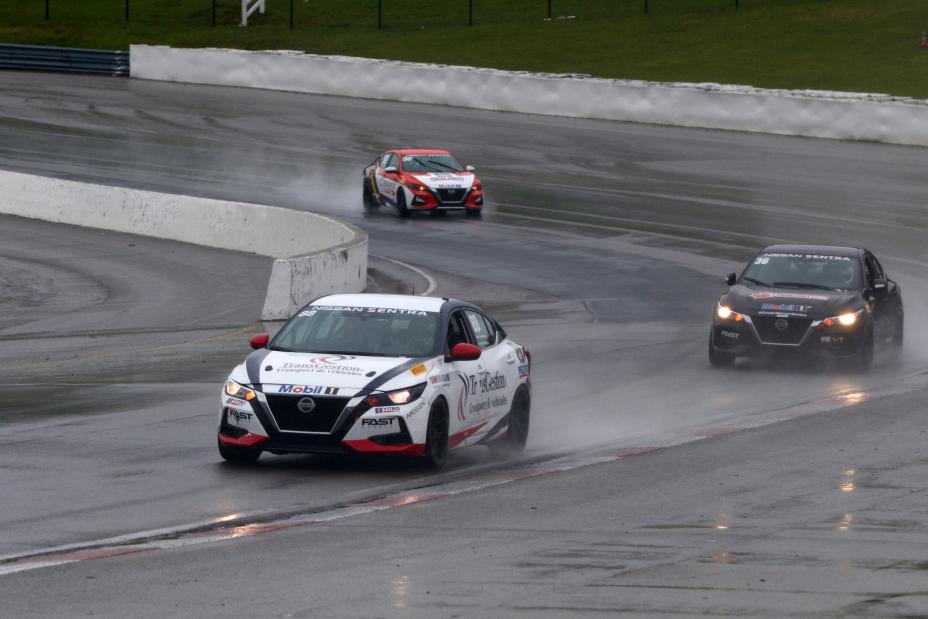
[[708, 333, 735, 368], [362, 182, 377, 211], [893, 315, 904, 350], [396, 189, 410, 218], [422, 401, 449, 469], [218, 438, 261, 465], [844, 331, 874, 373]]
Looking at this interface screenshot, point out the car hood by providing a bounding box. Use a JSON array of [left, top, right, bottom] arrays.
[[724, 285, 863, 320], [411, 172, 474, 191], [244, 350, 427, 392]]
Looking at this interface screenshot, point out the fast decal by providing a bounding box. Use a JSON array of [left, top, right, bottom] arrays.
[[375, 406, 401, 414], [228, 410, 253, 423], [750, 292, 830, 302], [306, 305, 433, 317], [224, 396, 247, 408], [362, 418, 395, 427], [277, 385, 339, 395]]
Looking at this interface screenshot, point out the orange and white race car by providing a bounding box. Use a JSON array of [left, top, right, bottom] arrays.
[[363, 149, 484, 217]]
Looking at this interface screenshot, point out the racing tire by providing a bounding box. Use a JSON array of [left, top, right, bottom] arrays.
[[422, 400, 449, 470], [396, 190, 411, 218], [362, 182, 377, 211], [490, 388, 530, 456], [708, 333, 735, 368], [893, 316, 904, 350], [465, 208, 482, 218], [218, 438, 262, 465], [846, 332, 874, 373]]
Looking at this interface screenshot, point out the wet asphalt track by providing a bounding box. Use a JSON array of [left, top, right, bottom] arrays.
[[2, 71, 928, 616]]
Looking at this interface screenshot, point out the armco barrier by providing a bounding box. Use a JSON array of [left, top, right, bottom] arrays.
[[0, 170, 366, 320], [0, 44, 129, 76], [130, 45, 928, 148]]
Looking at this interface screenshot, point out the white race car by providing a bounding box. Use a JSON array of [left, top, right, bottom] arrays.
[[218, 294, 531, 469]]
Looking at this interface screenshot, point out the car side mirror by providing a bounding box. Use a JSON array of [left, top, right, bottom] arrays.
[[249, 332, 269, 350], [384, 166, 398, 174], [450, 342, 481, 361], [465, 165, 476, 172], [725, 272, 737, 286]]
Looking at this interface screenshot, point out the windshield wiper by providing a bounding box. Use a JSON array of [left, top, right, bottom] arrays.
[[269, 345, 294, 352], [742, 276, 770, 286], [773, 281, 839, 291], [427, 160, 460, 172]]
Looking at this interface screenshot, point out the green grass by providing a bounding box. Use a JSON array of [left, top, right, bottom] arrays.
[[2, 0, 928, 97]]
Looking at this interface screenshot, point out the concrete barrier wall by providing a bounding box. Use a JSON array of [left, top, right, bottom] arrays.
[[131, 45, 928, 148], [0, 170, 367, 320]]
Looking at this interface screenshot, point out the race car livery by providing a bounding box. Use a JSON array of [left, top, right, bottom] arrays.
[[709, 244, 903, 371], [362, 149, 484, 217], [218, 294, 530, 468]]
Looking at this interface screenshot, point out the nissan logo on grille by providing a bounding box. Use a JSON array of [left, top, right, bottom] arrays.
[[296, 397, 316, 414], [775, 318, 789, 332]]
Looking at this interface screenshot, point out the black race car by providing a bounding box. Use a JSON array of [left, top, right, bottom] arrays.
[[709, 245, 903, 370]]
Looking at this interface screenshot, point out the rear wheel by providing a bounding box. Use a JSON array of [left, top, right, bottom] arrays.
[[491, 389, 530, 456], [218, 438, 261, 465], [396, 190, 410, 218], [708, 333, 735, 368], [422, 401, 449, 469]]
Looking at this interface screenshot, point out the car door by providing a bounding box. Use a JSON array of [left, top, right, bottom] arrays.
[[443, 309, 484, 444], [867, 253, 901, 343], [374, 152, 400, 204], [460, 309, 517, 445]]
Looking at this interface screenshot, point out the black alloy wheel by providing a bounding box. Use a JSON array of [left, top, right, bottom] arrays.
[[218, 438, 262, 465], [708, 332, 735, 368]]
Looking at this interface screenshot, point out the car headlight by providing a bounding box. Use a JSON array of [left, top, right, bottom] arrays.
[[821, 309, 863, 329], [365, 383, 427, 407], [716, 304, 744, 321], [472, 183, 482, 192], [225, 379, 257, 401], [405, 179, 428, 191]]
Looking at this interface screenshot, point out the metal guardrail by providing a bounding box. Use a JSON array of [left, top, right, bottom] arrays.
[[0, 44, 129, 76]]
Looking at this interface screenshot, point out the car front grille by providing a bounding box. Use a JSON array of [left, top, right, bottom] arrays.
[[751, 316, 812, 345], [265, 395, 350, 433], [436, 188, 467, 203]]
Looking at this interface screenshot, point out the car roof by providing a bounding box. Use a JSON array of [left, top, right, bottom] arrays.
[[392, 149, 453, 156], [760, 244, 864, 258], [312, 293, 446, 313]]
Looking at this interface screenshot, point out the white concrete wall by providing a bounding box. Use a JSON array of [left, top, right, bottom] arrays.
[[131, 45, 928, 148], [0, 170, 367, 320]]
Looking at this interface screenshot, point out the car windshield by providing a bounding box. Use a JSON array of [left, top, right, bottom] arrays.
[[741, 252, 861, 291], [271, 305, 439, 357], [401, 154, 463, 173]]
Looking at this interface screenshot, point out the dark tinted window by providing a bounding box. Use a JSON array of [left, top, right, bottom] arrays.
[[447, 310, 471, 351], [464, 310, 494, 348], [741, 252, 861, 291]]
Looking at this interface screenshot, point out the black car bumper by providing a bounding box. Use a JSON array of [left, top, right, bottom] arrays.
[[711, 318, 868, 359]]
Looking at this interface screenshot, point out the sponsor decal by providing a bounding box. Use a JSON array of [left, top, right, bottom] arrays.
[[410, 363, 427, 377], [406, 401, 426, 420], [227, 410, 253, 423], [224, 396, 248, 408], [456, 375, 469, 421], [429, 373, 451, 385], [277, 384, 339, 395], [457, 371, 507, 421], [518, 363, 530, 378], [469, 395, 508, 418], [375, 406, 401, 414], [276, 359, 365, 377], [757, 253, 851, 261], [302, 305, 433, 317], [750, 292, 830, 302], [720, 330, 740, 340], [466, 370, 507, 396], [362, 418, 396, 427], [760, 303, 812, 313], [820, 336, 846, 344]]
